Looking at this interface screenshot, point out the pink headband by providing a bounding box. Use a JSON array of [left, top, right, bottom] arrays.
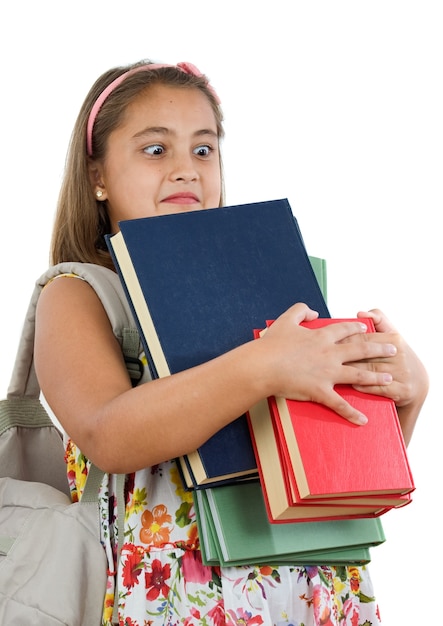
[[86, 61, 220, 156]]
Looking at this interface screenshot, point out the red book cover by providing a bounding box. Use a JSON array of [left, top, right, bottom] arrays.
[[268, 397, 411, 509], [271, 318, 414, 500], [247, 319, 414, 523], [247, 393, 393, 523]]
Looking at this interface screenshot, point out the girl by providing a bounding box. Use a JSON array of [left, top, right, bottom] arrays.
[[34, 60, 428, 625]]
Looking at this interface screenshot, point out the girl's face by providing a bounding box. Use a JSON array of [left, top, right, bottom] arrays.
[[90, 84, 222, 232]]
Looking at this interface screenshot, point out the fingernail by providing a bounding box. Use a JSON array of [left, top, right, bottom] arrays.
[[387, 344, 397, 355], [382, 373, 393, 383], [355, 413, 368, 425]]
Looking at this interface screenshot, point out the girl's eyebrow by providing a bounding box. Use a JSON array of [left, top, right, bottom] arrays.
[[133, 126, 169, 138], [133, 126, 218, 140], [194, 129, 218, 139]]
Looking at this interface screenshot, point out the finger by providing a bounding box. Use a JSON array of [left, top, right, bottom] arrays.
[[287, 302, 320, 324], [318, 388, 369, 426], [352, 383, 401, 404], [339, 338, 397, 364], [270, 302, 319, 328], [309, 320, 371, 343], [357, 309, 398, 334], [341, 365, 393, 387]]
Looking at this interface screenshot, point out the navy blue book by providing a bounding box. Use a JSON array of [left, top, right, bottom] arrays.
[[106, 198, 330, 488]]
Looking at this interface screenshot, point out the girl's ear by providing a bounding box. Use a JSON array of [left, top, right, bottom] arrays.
[[88, 160, 107, 201]]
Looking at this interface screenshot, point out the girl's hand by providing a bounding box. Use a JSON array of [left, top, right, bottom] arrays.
[[257, 303, 397, 426], [347, 309, 429, 444]]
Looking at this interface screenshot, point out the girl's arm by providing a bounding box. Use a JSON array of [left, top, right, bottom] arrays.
[[34, 277, 397, 473]]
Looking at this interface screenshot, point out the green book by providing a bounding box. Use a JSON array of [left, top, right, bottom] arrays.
[[309, 255, 328, 304], [194, 488, 371, 566], [194, 481, 385, 567]]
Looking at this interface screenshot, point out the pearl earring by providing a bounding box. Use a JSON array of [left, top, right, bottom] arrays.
[[96, 189, 104, 199]]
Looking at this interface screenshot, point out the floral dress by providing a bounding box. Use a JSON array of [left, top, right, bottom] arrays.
[[63, 344, 382, 626]]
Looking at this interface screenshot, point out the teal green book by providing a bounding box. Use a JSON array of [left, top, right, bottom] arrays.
[[194, 481, 385, 567], [194, 489, 219, 563], [308, 255, 327, 304], [194, 488, 371, 566]]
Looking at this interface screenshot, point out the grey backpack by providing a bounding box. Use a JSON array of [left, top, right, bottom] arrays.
[[0, 262, 142, 625]]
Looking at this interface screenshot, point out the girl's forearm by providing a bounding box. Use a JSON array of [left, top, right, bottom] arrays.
[[84, 339, 267, 473]]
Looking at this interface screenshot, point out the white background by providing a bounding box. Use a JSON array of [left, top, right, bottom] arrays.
[[1, 2, 441, 623]]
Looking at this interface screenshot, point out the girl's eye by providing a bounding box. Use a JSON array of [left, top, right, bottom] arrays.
[[193, 145, 212, 157], [144, 144, 164, 156]]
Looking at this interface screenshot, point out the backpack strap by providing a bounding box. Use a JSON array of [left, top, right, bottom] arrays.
[[7, 259, 143, 481], [7, 262, 143, 399]]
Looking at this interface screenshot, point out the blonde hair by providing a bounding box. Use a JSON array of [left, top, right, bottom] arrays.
[[51, 61, 225, 270]]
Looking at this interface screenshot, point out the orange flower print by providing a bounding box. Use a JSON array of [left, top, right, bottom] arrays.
[[139, 504, 172, 547], [312, 585, 334, 626], [102, 591, 114, 624], [257, 565, 273, 577], [185, 522, 199, 550], [347, 566, 361, 594], [145, 559, 171, 601]]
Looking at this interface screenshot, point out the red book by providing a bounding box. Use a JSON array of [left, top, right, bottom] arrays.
[[247, 395, 394, 523], [247, 318, 414, 523], [268, 397, 411, 509]]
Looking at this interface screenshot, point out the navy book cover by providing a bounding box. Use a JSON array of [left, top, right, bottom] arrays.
[[107, 198, 330, 486]]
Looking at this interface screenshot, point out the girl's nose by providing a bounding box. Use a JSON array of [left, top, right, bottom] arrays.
[[169, 153, 199, 182]]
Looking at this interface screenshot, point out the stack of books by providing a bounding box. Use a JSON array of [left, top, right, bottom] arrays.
[[106, 198, 414, 566]]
